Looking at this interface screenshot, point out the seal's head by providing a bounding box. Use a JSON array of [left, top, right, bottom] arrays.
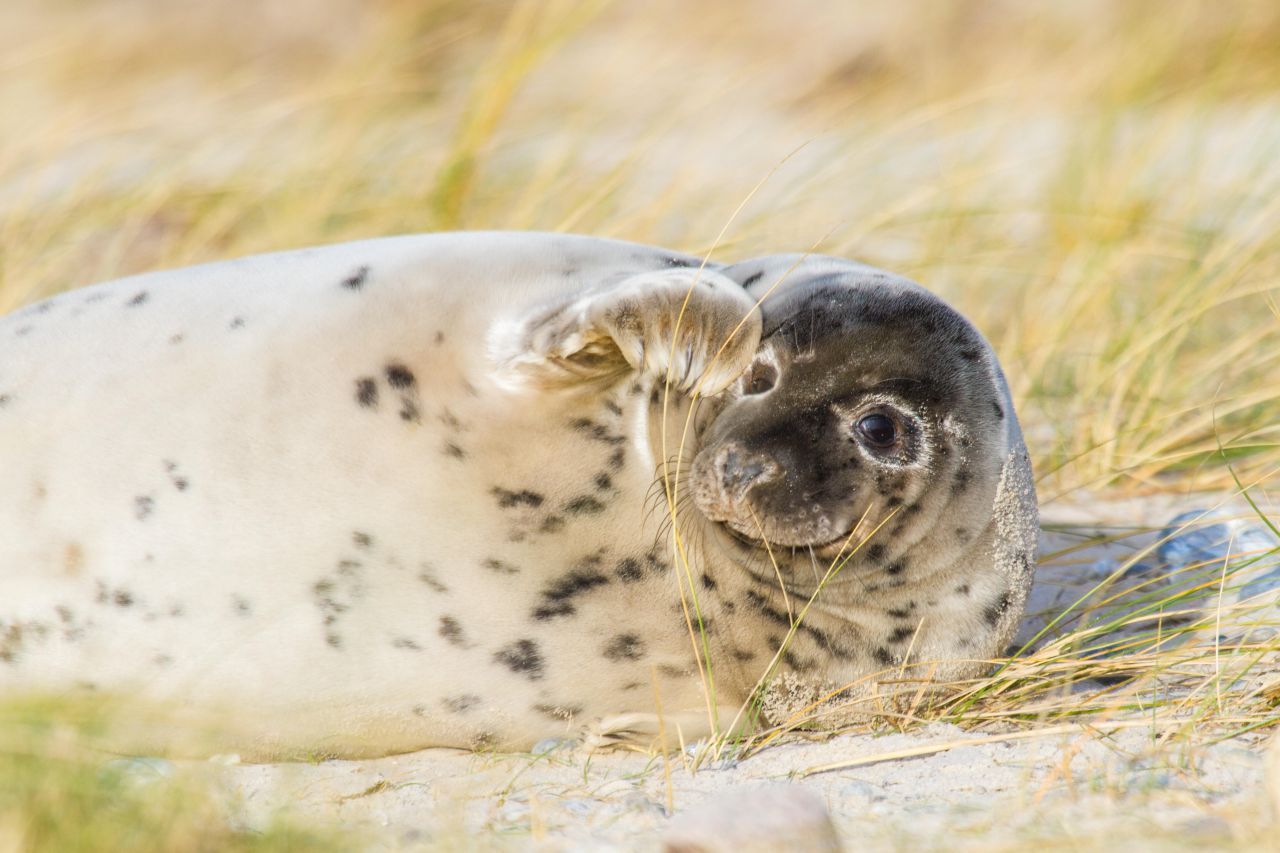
[[690, 255, 1021, 584]]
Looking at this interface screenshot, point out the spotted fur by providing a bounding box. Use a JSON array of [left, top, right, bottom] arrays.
[[0, 232, 1036, 759]]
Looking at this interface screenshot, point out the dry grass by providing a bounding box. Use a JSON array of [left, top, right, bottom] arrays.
[[1, 0, 1278, 847], [0, 698, 354, 851]]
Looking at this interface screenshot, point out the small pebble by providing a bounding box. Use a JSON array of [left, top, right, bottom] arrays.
[[1175, 815, 1232, 841], [837, 779, 883, 801], [532, 737, 575, 756], [662, 783, 841, 852], [102, 756, 175, 786]]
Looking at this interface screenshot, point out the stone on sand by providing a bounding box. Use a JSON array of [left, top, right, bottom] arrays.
[[662, 783, 840, 853]]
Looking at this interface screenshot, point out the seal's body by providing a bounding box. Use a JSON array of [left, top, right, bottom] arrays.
[[0, 233, 1037, 757]]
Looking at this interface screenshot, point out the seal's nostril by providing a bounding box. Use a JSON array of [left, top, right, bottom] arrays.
[[718, 445, 775, 501]]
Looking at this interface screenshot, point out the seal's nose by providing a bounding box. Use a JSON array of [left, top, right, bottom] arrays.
[[716, 444, 779, 504]]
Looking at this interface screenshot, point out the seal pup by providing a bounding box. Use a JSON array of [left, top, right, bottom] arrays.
[[0, 232, 1036, 757]]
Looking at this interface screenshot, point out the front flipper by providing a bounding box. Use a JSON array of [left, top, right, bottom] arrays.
[[494, 268, 762, 395], [584, 706, 749, 754]]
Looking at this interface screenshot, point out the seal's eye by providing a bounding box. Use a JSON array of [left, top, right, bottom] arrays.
[[744, 361, 777, 395], [856, 413, 898, 449]]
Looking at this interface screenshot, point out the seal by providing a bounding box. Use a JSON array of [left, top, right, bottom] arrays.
[[0, 232, 1037, 758]]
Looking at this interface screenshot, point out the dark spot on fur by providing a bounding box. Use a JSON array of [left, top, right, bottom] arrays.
[[952, 470, 971, 494], [232, 596, 252, 616], [992, 399, 1004, 419], [444, 442, 466, 459], [470, 732, 496, 749], [603, 400, 623, 416], [616, 558, 643, 582], [482, 558, 519, 575], [492, 488, 544, 509], [113, 590, 134, 607], [741, 271, 763, 287], [608, 448, 626, 470], [169, 334, 184, 345], [341, 265, 370, 290], [873, 647, 893, 666], [494, 639, 545, 680], [385, 363, 416, 390], [134, 496, 154, 521], [886, 606, 913, 619], [352, 531, 373, 550], [885, 561, 906, 576], [889, 626, 914, 643], [417, 566, 449, 593], [700, 573, 717, 591], [540, 515, 565, 533], [603, 633, 646, 661], [228, 316, 245, 330], [664, 255, 699, 268], [594, 472, 613, 491], [0, 394, 10, 408], [532, 563, 610, 620], [865, 543, 886, 563], [434, 331, 445, 345], [984, 592, 1012, 627], [745, 590, 794, 633], [444, 694, 481, 713], [569, 418, 627, 446], [955, 584, 970, 595], [126, 291, 149, 307], [959, 350, 980, 361], [399, 399, 421, 423], [955, 527, 972, 544], [438, 615, 468, 647], [355, 378, 378, 409], [782, 649, 816, 672], [564, 495, 605, 515]]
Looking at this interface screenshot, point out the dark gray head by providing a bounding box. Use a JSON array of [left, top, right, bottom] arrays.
[[690, 254, 1020, 582]]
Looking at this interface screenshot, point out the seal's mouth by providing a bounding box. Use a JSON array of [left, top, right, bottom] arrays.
[[712, 517, 858, 557]]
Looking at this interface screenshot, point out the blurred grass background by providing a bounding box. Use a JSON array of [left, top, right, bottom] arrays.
[[2, 0, 1279, 847], [3, 0, 1279, 497]]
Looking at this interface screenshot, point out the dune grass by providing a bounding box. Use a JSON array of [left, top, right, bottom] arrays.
[[1, 0, 1278, 847], [0, 697, 353, 851]]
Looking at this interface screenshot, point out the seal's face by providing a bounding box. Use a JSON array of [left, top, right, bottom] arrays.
[[690, 268, 1010, 575]]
